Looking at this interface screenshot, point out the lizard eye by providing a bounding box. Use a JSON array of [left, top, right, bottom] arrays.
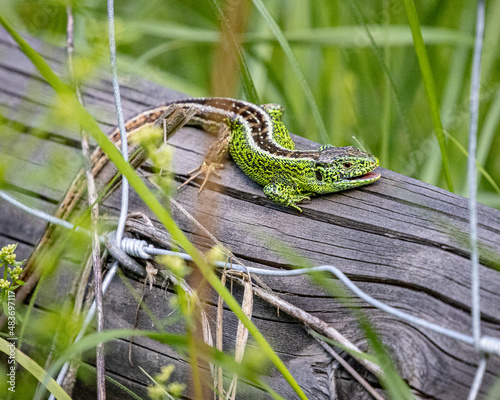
[[343, 162, 352, 169]]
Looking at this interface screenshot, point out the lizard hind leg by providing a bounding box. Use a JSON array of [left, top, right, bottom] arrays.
[[260, 103, 295, 150], [179, 125, 230, 193], [263, 181, 312, 212]]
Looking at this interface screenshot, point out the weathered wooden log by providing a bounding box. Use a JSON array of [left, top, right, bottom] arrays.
[[1, 28, 499, 400]]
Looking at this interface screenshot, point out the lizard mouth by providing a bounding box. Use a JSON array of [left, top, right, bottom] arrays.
[[345, 171, 381, 182]]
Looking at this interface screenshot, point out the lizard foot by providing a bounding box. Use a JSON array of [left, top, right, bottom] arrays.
[[179, 161, 223, 193], [263, 181, 314, 212], [179, 127, 229, 193]]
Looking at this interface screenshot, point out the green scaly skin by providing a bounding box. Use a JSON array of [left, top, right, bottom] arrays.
[[155, 97, 381, 211]]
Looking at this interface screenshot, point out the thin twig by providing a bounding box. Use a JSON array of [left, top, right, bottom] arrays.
[[248, 281, 383, 377], [128, 278, 148, 367], [228, 273, 253, 400], [216, 271, 226, 400], [67, 6, 106, 399]]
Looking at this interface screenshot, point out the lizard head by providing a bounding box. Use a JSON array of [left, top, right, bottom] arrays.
[[313, 145, 380, 193]]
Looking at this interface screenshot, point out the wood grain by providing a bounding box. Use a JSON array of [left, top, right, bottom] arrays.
[[1, 28, 499, 400]]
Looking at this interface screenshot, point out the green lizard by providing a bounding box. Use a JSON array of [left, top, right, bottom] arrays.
[[129, 97, 381, 211]]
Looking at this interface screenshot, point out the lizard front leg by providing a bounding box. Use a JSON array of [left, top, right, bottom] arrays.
[[263, 181, 313, 212], [179, 125, 230, 192]]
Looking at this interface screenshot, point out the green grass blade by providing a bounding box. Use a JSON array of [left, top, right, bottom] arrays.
[[381, 33, 392, 167], [440, 0, 477, 125], [127, 21, 219, 42], [350, 0, 410, 167], [477, 88, 500, 167], [117, 54, 204, 96], [271, 25, 473, 47], [481, 0, 500, 81], [403, 0, 454, 192], [359, 319, 416, 400], [421, 0, 475, 185], [251, 0, 328, 143], [128, 21, 474, 48], [0, 16, 307, 400], [44, 329, 262, 391], [444, 130, 500, 195], [0, 337, 71, 400]]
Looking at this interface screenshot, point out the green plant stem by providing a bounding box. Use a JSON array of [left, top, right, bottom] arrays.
[[403, 0, 454, 192]]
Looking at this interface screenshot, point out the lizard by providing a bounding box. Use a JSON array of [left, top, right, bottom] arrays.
[[73, 96, 380, 212], [147, 97, 381, 212], [23, 96, 381, 219], [15, 96, 380, 310]]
